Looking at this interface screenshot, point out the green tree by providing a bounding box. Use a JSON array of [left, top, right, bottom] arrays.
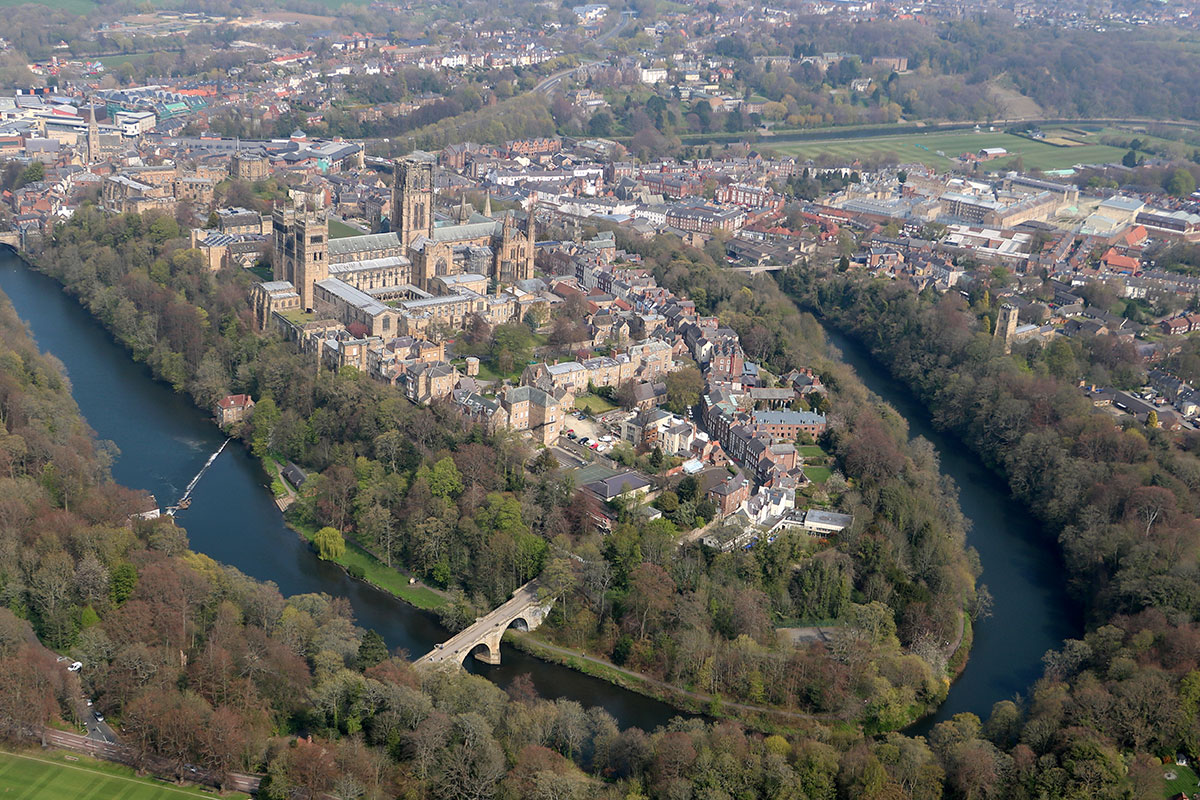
[[109, 562, 138, 605], [16, 161, 43, 188], [1122, 149, 1140, 168], [429, 456, 463, 499], [665, 366, 703, 414], [249, 396, 280, 455], [1167, 167, 1197, 198], [313, 526, 346, 561], [1146, 409, 1159, 428], [357, 629, 388, 669]]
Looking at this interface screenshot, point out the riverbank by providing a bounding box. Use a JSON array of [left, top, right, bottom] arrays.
[[282, 512, 449, 611], [506, 631, 842, 734]]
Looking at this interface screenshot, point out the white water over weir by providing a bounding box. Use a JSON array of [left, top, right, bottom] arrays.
[[166, 437, 232, 515]]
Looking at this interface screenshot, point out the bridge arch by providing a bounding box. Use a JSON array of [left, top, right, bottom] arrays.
[[467, 641, 495, 665]]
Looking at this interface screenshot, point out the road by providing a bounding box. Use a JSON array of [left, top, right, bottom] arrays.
[[534, 13, 631, 96], [81, 703, 117, 744]]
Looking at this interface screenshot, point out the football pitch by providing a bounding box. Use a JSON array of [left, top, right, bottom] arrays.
[[0, 750, 247, 799], [772, 130, 1128, 172]]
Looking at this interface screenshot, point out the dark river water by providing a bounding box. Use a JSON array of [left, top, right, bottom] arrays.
[[0, 251, 681, 733], [821, 326, 1080, 734], [0, 248, 1080, 737]]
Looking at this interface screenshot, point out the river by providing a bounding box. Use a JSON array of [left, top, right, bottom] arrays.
[[0, 248, 1079, 737], [0, 251, 681, 733], [822, 326, 1080, 734]]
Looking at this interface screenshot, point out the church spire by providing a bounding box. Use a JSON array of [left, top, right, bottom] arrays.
[[86, 104, 99, 165], [458, 190, 469, 223], [483, 191, 492, 218]]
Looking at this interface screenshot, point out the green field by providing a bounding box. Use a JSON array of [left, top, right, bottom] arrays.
[[774, 130, 1128, 172], [0, 749, 247, 799], [327, 217, 363, 239], [798, 445, 827, 458]]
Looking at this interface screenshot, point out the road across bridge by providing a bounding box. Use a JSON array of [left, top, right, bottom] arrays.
[[416, 581, 553, 667]]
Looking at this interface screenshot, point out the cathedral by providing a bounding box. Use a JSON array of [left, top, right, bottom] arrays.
[[254, 152, 536, 331]]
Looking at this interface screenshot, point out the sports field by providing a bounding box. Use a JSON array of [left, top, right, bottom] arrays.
[[0, 0, 98, 12], [0, 750, 247, 799], [773, 130, 1128, 172]]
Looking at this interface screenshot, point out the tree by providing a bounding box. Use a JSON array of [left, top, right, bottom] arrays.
[[1122, 149, 1140, 168], [428, 457, 464, 500], [357, 629, 388, 669], [624, 563, 675, 639], [314, 527, 346, 561], [1167, 167, 1196, 198], [665, 367, 703, 414], [16, 161, 43, 188], [1146, 410, 1158, 429]]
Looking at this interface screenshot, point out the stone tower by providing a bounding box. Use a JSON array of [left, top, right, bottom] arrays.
[[86, 105, 100, 164], [392, 156, 434, 248], [272, 205, 329, 311], [994, 303, 1019, 354]]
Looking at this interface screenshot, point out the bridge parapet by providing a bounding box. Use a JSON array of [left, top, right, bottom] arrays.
[[415, 581, 553, 667]]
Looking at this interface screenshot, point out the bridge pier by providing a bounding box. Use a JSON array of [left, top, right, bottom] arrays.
[[473, 630, 504, 665]]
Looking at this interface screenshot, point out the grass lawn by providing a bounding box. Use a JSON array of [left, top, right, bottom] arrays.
[[1164, 763, 1199, 797], [247, 264, 272, 281], [575, 393, 617, 414], [798, 445, 827, 458], [804, 466, 833, 484], [0, 749, 248, 799], [327, 217, 362, 239], [472, 360, 525, 383], [773, 130, 1127, 172], [289, 518, 447, 610]]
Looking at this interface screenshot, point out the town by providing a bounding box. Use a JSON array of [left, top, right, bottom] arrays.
[[6, 0, 1200, 799]]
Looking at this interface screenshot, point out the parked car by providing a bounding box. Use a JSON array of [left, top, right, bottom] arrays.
[[578, 437, 590, 446], [68, 661, 82, 672], [94, 711, 104, 722], [566, 431, 577, 440]]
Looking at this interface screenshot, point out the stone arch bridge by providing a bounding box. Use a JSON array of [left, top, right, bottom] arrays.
[[415, 581, 553, 667]]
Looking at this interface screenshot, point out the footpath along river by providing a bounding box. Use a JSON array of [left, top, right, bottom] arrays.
[[0, 248, 1080, 736], [0, 251, 680, 732]]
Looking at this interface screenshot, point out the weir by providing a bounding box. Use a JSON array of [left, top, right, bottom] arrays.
[[166, 437, 232, 515]]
